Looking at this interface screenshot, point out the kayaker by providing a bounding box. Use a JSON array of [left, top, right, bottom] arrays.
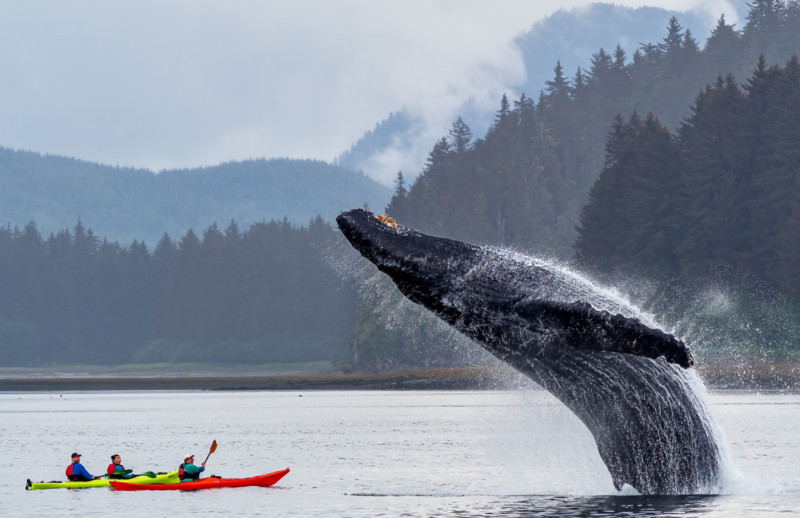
[[178, 454, 205, 482], [107, 454, 133, 479], [66, 453, 100, 481]]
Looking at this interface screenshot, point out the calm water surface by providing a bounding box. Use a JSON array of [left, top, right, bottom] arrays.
[[1, 389, 798, 517]]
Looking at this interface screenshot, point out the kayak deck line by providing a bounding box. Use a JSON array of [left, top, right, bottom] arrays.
[[109, 468, 290, 491]]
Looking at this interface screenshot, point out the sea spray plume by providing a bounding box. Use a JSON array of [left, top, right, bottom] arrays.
[[336, 208, 722, 494], [324, 233, 491, 370]]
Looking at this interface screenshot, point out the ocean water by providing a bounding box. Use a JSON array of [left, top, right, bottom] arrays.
[[1, 389, 798, 517]]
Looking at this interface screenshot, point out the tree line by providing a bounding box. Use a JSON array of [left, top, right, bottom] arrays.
[[0, 218, 358, 366]]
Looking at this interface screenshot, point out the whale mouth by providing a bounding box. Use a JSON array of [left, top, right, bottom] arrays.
[[337, 208, 480, 264], [337, 208, 484, 306], [336, 209, 397, 263]]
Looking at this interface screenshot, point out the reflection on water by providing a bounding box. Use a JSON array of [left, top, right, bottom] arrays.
[[445, 495, 719, 517], [354, 493, 800, 517]]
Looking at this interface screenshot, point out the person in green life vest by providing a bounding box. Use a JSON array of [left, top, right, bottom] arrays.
[[178, 454, 205, 482], [106, 454, 134, 479]]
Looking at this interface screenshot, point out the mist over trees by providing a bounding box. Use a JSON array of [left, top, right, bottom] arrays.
[[387, 2, 800, 259], [337, 4, 712, 179], [0, 218, 357, 366], [3, 1, 800, 368]]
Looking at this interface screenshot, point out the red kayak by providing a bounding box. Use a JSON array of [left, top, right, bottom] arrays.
[[109, 468, 289, 491]]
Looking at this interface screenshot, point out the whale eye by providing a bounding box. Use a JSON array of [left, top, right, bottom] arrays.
[[375, 215, 398, 229]]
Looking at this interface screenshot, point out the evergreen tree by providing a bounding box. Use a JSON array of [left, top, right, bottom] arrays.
[[743, 0, 786, 63], [543, 61, 571, 105], [575, 112, 683, 278], [385, 171, 408, 220], [448, 117, 473, 153], [676, 75, 745, 276], [703, 15, 742, 78]]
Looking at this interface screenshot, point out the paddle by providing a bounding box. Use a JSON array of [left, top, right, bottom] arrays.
[[202, 440, 217, 465], [105, 469, 134, 479], [108, 470, 156, 479]]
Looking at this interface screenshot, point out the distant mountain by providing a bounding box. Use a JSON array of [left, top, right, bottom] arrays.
[[515, 4, 708, 99], [0, 147, 391, 246], [336, 3, 716, 181]]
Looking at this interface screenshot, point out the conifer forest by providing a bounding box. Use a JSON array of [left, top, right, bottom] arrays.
[[3, 1, 800, 367]]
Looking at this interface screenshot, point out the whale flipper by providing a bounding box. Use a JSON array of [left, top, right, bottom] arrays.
[[513, 299, 694, 368]]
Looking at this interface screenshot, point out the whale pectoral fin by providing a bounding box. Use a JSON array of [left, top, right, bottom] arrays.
[[513, 298, 599, 338], [513, 298, 693, 368]]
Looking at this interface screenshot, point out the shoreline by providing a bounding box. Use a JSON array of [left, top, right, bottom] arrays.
[[1, 361, 798, 392], [0, 367, 504, 392]]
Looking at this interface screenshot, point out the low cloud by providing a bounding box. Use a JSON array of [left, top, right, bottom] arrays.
[[0, 0, 733, 182]]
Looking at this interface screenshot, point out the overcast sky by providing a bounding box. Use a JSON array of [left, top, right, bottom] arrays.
[[0, 1, 737, 184]]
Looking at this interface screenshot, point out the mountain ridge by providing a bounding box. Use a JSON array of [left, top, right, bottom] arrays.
[[0, 146, 391, 246]]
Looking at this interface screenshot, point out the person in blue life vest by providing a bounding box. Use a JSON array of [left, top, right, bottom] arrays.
[[66, 453, 100, 481], [178, 454, 205, 482], [106, 454, 134, 479]]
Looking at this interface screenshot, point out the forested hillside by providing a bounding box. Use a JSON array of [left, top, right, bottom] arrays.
[[0, 218, 357, 366], [336, 4, 710, 179], [0, 149, 391, 245], [386, 2, 800, 258], [575, 57, 800, 296]]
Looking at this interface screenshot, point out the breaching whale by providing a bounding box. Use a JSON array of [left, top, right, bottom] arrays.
[[337, 208, 721, 495]]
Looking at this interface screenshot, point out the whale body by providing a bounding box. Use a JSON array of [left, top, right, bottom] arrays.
[[337, 208, 721, 495]]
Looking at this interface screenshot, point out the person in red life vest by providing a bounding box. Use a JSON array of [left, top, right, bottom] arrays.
[[66, 453, 100, 481], [107, 454, 134, 479], [178, 454, 205, 482]]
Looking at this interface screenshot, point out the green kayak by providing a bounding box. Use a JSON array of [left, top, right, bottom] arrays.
[[26, 470, 179, 490]]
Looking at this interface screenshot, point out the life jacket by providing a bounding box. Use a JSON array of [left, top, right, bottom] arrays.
[[107, 463, 126, 477], [66, 463, 90, 482], [178, 463, 200, 481]]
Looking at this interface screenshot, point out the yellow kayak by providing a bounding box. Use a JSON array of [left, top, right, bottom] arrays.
[[26, 470, 179, 490]]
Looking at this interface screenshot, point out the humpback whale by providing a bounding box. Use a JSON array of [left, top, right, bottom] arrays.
[[337, 208, 722, 495]]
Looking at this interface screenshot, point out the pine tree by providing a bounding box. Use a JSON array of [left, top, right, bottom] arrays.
[[385, 171, 408, 220], [750, 56, 800, 282], [544, 61, 571, 104], [660, 16, 684, 57], [703, 15, 742, 78], [448, 117, 473, 153], [676, 74, 747, 276], [743, 0, 786, 63], [575, 112, 682, 278]]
